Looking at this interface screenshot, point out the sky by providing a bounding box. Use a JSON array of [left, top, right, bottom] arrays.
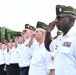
[[0, 0, 76, 36]]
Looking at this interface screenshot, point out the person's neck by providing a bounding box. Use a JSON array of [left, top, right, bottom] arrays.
[[64, 24, 74, 35], [20, 42, 23, 45], [39, 39, 44, 45], [63, 27, 72, 36]]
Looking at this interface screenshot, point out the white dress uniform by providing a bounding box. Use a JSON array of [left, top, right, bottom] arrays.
[[9, 47, 20, 75], [24, 38, 30, 46], [19, 39, 37, 75], [0, 49, 6, 65], [9, 47, 20, 64], [5, 51, 10, 66], [29, 43, 55, 75], [0, 49, 6, 75], [19, 38, 31, 67], [50, 25, 76, 75], [5, 47, 15, 64], [5, 48, 13, 65], [19, 43, 30, 67], [5, 48, 13, 75]]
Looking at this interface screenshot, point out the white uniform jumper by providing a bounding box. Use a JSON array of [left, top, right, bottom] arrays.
[[50, 26, 76, 75]]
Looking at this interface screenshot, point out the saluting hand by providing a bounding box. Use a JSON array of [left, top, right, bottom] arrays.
[[27, 32, 35, 47], [46, 19, 58, 32]]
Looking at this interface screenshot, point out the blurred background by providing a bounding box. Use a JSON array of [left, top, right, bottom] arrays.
[[0, 0, 76, 42]]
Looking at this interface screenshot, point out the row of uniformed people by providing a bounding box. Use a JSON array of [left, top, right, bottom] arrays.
[[0, 22, 55, 75], [0, 24, 37, 75], [5, 24, 36, 75], [14, 22, 55, 75], [0, 24, 35, 75]]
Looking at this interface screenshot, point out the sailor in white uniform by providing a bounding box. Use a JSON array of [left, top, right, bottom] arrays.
[[29, 21, 55, 75], [19, 24, 36, 75], [45, 5, 76, 75]]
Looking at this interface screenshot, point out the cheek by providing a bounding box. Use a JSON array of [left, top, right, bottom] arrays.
[[35, 34, 38, 38], [35, 34, 39, 39], [18, 39, 20, 42]]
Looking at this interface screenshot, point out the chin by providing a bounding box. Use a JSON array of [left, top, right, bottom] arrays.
[[35, 38, 38, 42]]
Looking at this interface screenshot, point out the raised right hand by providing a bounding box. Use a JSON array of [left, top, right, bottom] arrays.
[[46, 19, 58, 32]]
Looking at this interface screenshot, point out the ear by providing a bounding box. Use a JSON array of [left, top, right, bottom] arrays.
[[69, 17, 73, 24], [69, 17, 75, 22], [41, 32, 45, 36]]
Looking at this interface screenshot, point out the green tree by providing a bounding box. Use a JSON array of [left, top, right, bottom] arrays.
[[5, 28, 8, 41]]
